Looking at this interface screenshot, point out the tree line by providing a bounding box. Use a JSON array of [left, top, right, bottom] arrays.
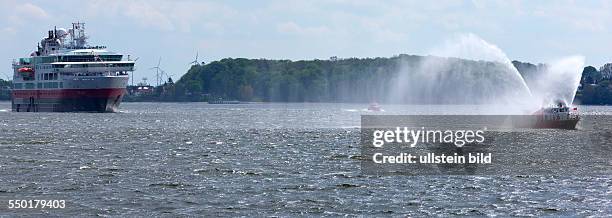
[[2, 54, 611, 105], [160, 55, 611, 104]]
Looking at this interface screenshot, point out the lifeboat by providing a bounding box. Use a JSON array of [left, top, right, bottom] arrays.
[[18, 67, 34, 73]]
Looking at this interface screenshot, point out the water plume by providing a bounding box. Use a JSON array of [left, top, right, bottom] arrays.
[[389, 33, 533, 114], [525, 56, 585, 107], [388, 33, 585, 114]]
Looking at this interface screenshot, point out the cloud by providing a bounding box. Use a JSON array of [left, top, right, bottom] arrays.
[[83, 0, 237, 33], [276, 21, 331, 36], [532, 1, 612, 32], [1, 27, 16, 35], [124, 1, 174, 31], [0, 1, 50, 38], [15, 3, 48, 19], [3, 2, 49, 27]]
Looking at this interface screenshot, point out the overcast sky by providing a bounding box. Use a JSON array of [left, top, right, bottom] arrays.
[[1, 0, 611, 83]]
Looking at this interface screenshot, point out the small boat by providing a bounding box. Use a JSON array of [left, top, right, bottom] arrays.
[[208, 98, 242, 104], [368, 102, 382, 111], [532, 101, 580, 129]]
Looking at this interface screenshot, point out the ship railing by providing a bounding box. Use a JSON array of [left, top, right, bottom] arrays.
[[61, 71, 129, 78], [61, 45, 107, 50], [55, 66, 134, 73]]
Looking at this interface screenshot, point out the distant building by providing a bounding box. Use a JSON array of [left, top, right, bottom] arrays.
[[127, 85, 155, 96], [599, 63, 612, 79]]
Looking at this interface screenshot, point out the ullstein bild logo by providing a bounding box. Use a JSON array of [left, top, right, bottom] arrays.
[[360, 115, 608, 176]]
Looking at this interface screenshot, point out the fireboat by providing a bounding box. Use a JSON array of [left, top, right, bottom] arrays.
[[532, 101, 580, 129]]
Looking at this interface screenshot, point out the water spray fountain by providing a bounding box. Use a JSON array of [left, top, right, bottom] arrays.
[[389, 33, 584, 115]]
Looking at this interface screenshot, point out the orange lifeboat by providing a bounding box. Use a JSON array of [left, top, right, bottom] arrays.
[[18, 67, 34, 73]]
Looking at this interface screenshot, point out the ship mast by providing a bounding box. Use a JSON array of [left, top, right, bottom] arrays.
[[69, 22, 88, 48]]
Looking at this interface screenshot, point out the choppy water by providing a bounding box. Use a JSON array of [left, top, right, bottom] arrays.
[[0, 102, 610, 216]]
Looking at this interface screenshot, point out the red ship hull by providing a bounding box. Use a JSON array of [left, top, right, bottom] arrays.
[[534, 118, 580, 130], [11, 88, 125, 112]]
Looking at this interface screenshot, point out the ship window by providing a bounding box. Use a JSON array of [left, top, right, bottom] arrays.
[[44, 82, 57, 88], [59, 82, 63, 88], [19, 58, 31, 65], [13, 83, 22, 89], [25, 83, 34, 89], [37, 83, 42, 88], [44, 74, 48, 80]]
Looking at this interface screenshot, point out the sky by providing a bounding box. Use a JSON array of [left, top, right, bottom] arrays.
[[1, 0, 611, 84]]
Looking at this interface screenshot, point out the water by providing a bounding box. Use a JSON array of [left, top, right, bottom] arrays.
[[0, 102, 610, 216]]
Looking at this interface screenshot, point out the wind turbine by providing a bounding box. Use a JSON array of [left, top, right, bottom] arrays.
[[149, 57, 163, 87], [188, 52, 199, 66], [130, 57, 139, 86], [160, 69, 169, 84], [0, 72, 10, 81]]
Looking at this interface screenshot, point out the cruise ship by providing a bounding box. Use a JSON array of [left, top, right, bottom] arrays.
[[11, 22, 134, 112]]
